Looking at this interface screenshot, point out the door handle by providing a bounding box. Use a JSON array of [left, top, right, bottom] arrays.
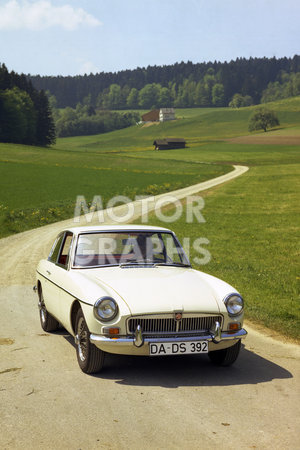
[[46, 270, 51, 275]]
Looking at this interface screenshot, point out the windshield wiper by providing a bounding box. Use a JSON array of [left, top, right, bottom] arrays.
[[154, 262, 191, 268], [119, 260, 155, 267], [119, 260, 191, 268]]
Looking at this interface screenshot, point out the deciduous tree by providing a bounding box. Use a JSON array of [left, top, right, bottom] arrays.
[[0, 87, 36, 144], [212, 83, 225, 106], [126, 88, 139, 109], [229, 93, 253, 108], [248, 108, 279, 132], [138, 83, 160, 109]]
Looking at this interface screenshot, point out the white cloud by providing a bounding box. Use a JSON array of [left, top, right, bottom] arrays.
[[0, 0, 101, 31], [78, 60, 100, 75]]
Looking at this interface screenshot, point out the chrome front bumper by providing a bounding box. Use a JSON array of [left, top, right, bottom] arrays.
[[90, 327, 247, 347]]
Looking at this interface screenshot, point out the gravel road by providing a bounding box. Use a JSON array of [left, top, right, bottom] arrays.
[[1, 165, 299, 450]]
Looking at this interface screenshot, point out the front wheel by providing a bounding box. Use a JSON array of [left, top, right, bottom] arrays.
[[208, 340, 241, 366], [38, 289, 59, 332], [75, 309, 105, 374]]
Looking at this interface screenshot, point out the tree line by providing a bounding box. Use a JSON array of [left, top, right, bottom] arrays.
[[53, 102, 139, 138], [95, 72, 227, 109], [261, 71, 300, 103], [0, 63, 55, 146], [30, 55, 300, 109], [2, 57, 299, 144]]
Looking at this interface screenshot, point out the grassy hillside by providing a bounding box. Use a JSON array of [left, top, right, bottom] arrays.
[[0, 153, 229, 237], [1, 106, 242, 237], [4, 98, 298, 238], [129, 98, 300, 340], [55, 98, 300, 153], [137, 157, 300, 340]]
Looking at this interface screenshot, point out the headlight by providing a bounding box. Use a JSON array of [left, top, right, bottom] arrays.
[[224, 293, 244, 316], [94, 297, 118, 322]]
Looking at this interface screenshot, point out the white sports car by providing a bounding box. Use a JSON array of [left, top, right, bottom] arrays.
[[34, 225, 247, 373]]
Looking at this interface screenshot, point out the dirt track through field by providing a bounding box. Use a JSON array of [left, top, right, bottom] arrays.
[[1, 163, 300, 450], [227, 135, 300, 145]]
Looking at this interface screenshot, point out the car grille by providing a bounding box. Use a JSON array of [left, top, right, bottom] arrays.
[[128, 315, 222, 336]]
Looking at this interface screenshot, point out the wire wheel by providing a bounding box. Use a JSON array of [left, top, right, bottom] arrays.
[[38, 289, 59, 332], [40, 298, 47, 325], [76, 316, 89, 362], [75, 308, 105, 374]]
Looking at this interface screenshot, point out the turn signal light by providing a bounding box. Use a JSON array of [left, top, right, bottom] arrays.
[[103, 327, 120, 335], [228, 322, 240, 332]]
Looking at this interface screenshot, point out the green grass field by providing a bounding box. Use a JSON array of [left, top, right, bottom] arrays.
[[0, 152, 229, 236], [128, 98, 300, 340], [137, 160, 299, 340], [1, 98, 299, 339]]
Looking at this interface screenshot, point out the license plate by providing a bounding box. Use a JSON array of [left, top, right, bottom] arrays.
[[149, 341, 208, 356]]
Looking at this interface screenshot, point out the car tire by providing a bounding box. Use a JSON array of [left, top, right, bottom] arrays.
[[39, 289, 59, 332], [208, 340, 241, 366], [75, 308, 105, 374]]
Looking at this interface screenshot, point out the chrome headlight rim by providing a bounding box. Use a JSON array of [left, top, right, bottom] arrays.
[[93, 296, 118, 322], [224, 293, 244, 317]]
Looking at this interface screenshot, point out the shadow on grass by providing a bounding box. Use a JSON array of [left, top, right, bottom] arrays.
[[63, 335, 292, 388]]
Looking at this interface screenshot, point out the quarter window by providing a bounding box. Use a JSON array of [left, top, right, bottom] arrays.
[[57, 233, 73, 267], [48, 234, 64, 263]]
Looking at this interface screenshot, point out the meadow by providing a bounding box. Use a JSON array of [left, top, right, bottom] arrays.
[[137, 156, 299, 340], [0, 109, 237, 237], [128, 98, 300, 340], [0, 98, 299, 339]]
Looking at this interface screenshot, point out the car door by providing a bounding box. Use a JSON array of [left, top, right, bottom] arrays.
[[42, 232, 73, 324], [54, 232, 75, 332], [41, 232, 65, 320]]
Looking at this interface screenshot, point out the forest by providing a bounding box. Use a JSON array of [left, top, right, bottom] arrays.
[[30, 55, 300, 109], [54, 107, 139, 138], [0, 63, 55, 146]]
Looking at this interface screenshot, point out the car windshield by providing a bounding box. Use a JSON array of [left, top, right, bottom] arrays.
[[73, 231, 190, 268]]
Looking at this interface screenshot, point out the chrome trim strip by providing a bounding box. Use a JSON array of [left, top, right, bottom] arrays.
[[90, 328, 247, 346], [36, 270, 91, 306]]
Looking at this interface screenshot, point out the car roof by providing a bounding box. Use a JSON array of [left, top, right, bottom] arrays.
[[63, 224, 172, 235]]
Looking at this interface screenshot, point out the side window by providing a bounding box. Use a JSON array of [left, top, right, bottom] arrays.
[[160, 233, 183, 264], [57, 233, 73, 268], [48, 234, 64, 263]]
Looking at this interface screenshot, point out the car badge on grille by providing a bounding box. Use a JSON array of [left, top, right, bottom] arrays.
[[174, 312, 183, 321]]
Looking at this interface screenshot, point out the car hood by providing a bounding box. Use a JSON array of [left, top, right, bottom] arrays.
[[81, 266, 223, 315]]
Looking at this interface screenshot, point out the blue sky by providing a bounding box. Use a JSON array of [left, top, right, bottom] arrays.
[[0, 0, 299, 76]]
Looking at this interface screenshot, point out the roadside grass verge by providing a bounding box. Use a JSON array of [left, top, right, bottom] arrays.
[[133, 160, 300, 341]]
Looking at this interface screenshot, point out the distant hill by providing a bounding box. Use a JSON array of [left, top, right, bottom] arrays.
[[29, 55, 300, 109]]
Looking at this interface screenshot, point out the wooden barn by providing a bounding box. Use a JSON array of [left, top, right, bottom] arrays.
[[142, 109, 160, 122], [153, 138, 186, 150], [142, 108, 176, 123]]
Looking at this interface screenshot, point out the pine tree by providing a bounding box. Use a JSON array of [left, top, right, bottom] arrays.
[[33, 90, 56, 146]]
